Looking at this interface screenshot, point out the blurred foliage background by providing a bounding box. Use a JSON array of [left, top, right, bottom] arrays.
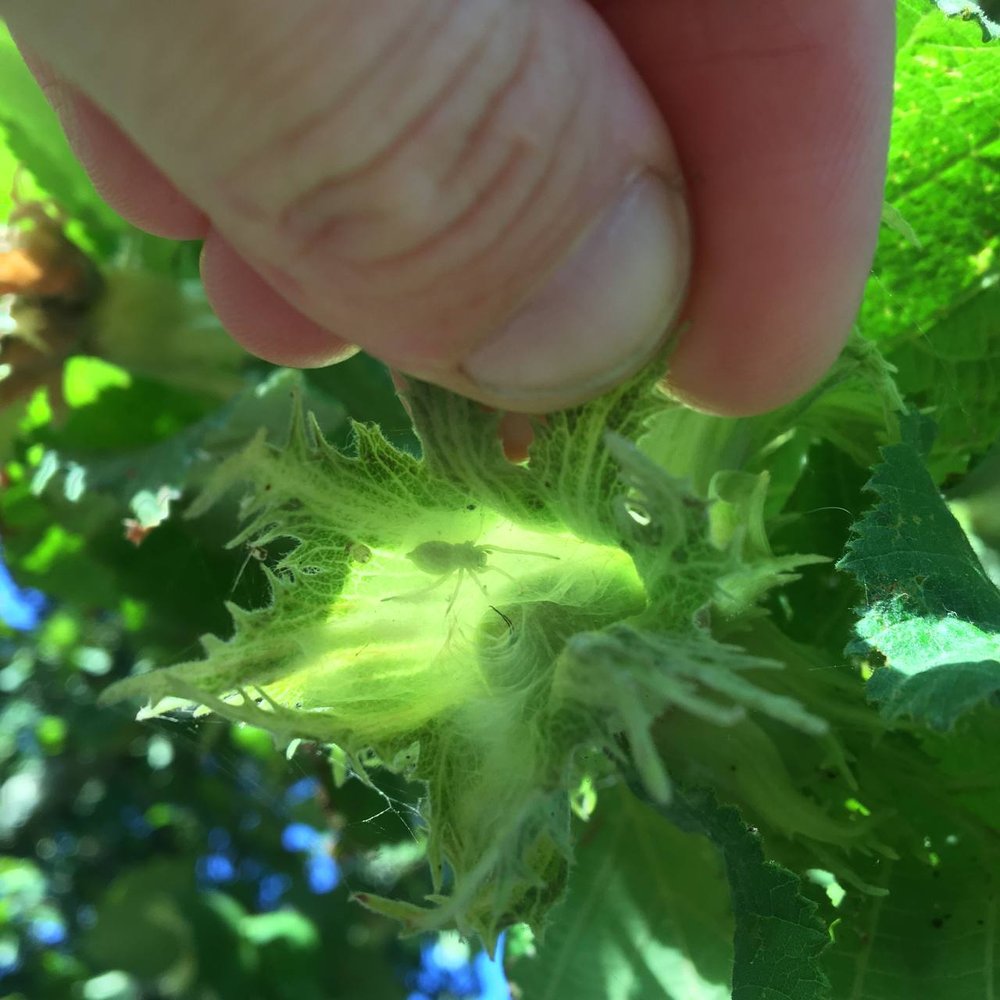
[[0, 3, 998, 999]]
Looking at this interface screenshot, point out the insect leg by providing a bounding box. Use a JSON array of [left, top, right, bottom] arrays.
[[382, 572, 451, 605], [445, 570, 466, 616], [484, 545, 560, 560], [466, 569, 495, 603], [485, 565, 517, 585]]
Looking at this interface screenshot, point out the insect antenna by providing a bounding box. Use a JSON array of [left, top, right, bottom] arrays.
[[484, 545, 560, 560]]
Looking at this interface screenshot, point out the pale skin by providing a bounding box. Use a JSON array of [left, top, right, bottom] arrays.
[[2, 1, 895, 418]]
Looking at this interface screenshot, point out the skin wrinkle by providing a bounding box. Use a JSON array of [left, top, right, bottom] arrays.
[[407, 17, 600, 289], [370, 122, 557, 287], [268, 8, 621, 361], [365, 8, 623, 308], [21, 0, 664, 332], [345, 142, 531, 285], [270, 141, 530, 320], [426, 47, 659, 324], [325, 122, 590, 368], [353, 124, 576, 355], [398, 166, 621, 373], [344, 24, 578, 286], [278, 7, 513, 267], [245, 4, 419, 119], [320, 12, 666, 376], [229, 0, 480, 227], [255, 129, 523, 330], [448, 106, 577, 281], [214, 0, 464, 227], [439, 14, 539, 190]]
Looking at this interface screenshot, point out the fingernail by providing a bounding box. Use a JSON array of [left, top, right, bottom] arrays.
[[462, 172, 689, 407]]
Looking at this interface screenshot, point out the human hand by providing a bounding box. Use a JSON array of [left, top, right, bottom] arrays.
[[3, 0, 894, 415]]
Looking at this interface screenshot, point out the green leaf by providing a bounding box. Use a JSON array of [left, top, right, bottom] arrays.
[[36, 367, 342, 512], [866, 659, 1000, 729], [824, 850, 1000, 1000], [654, 716, 871, 858], [839, 417, 1000, 728], [889, 283, 1000, 482], [510, 785, 734, 1000], [765, 443, 870, 658], [920, 705, 1000, 832], [951, 440, 1000, 555], [80, 861, 199, 991], [639, 334, 903, 514], [642, 784, 832, 1000], [2, 370, 340, 653], [875, 7, 1000, 334], [0, 25, 121, 253], [929, 0, 1000, 40], [898, 0, 934, 40], [559, 625, 826, 805], [88, 269, 249, 397], [840, 420, 1000, 630], [303, 354, 414, 449], [861, 7, 1000, 478]]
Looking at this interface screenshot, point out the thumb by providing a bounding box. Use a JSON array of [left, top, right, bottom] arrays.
[[5, 0, 689, 412]]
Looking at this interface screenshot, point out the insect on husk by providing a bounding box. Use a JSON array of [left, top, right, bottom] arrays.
[[382, 540, 558, 615]]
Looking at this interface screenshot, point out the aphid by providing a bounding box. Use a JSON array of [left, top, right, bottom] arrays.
[[383, 540, 557, 614]]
